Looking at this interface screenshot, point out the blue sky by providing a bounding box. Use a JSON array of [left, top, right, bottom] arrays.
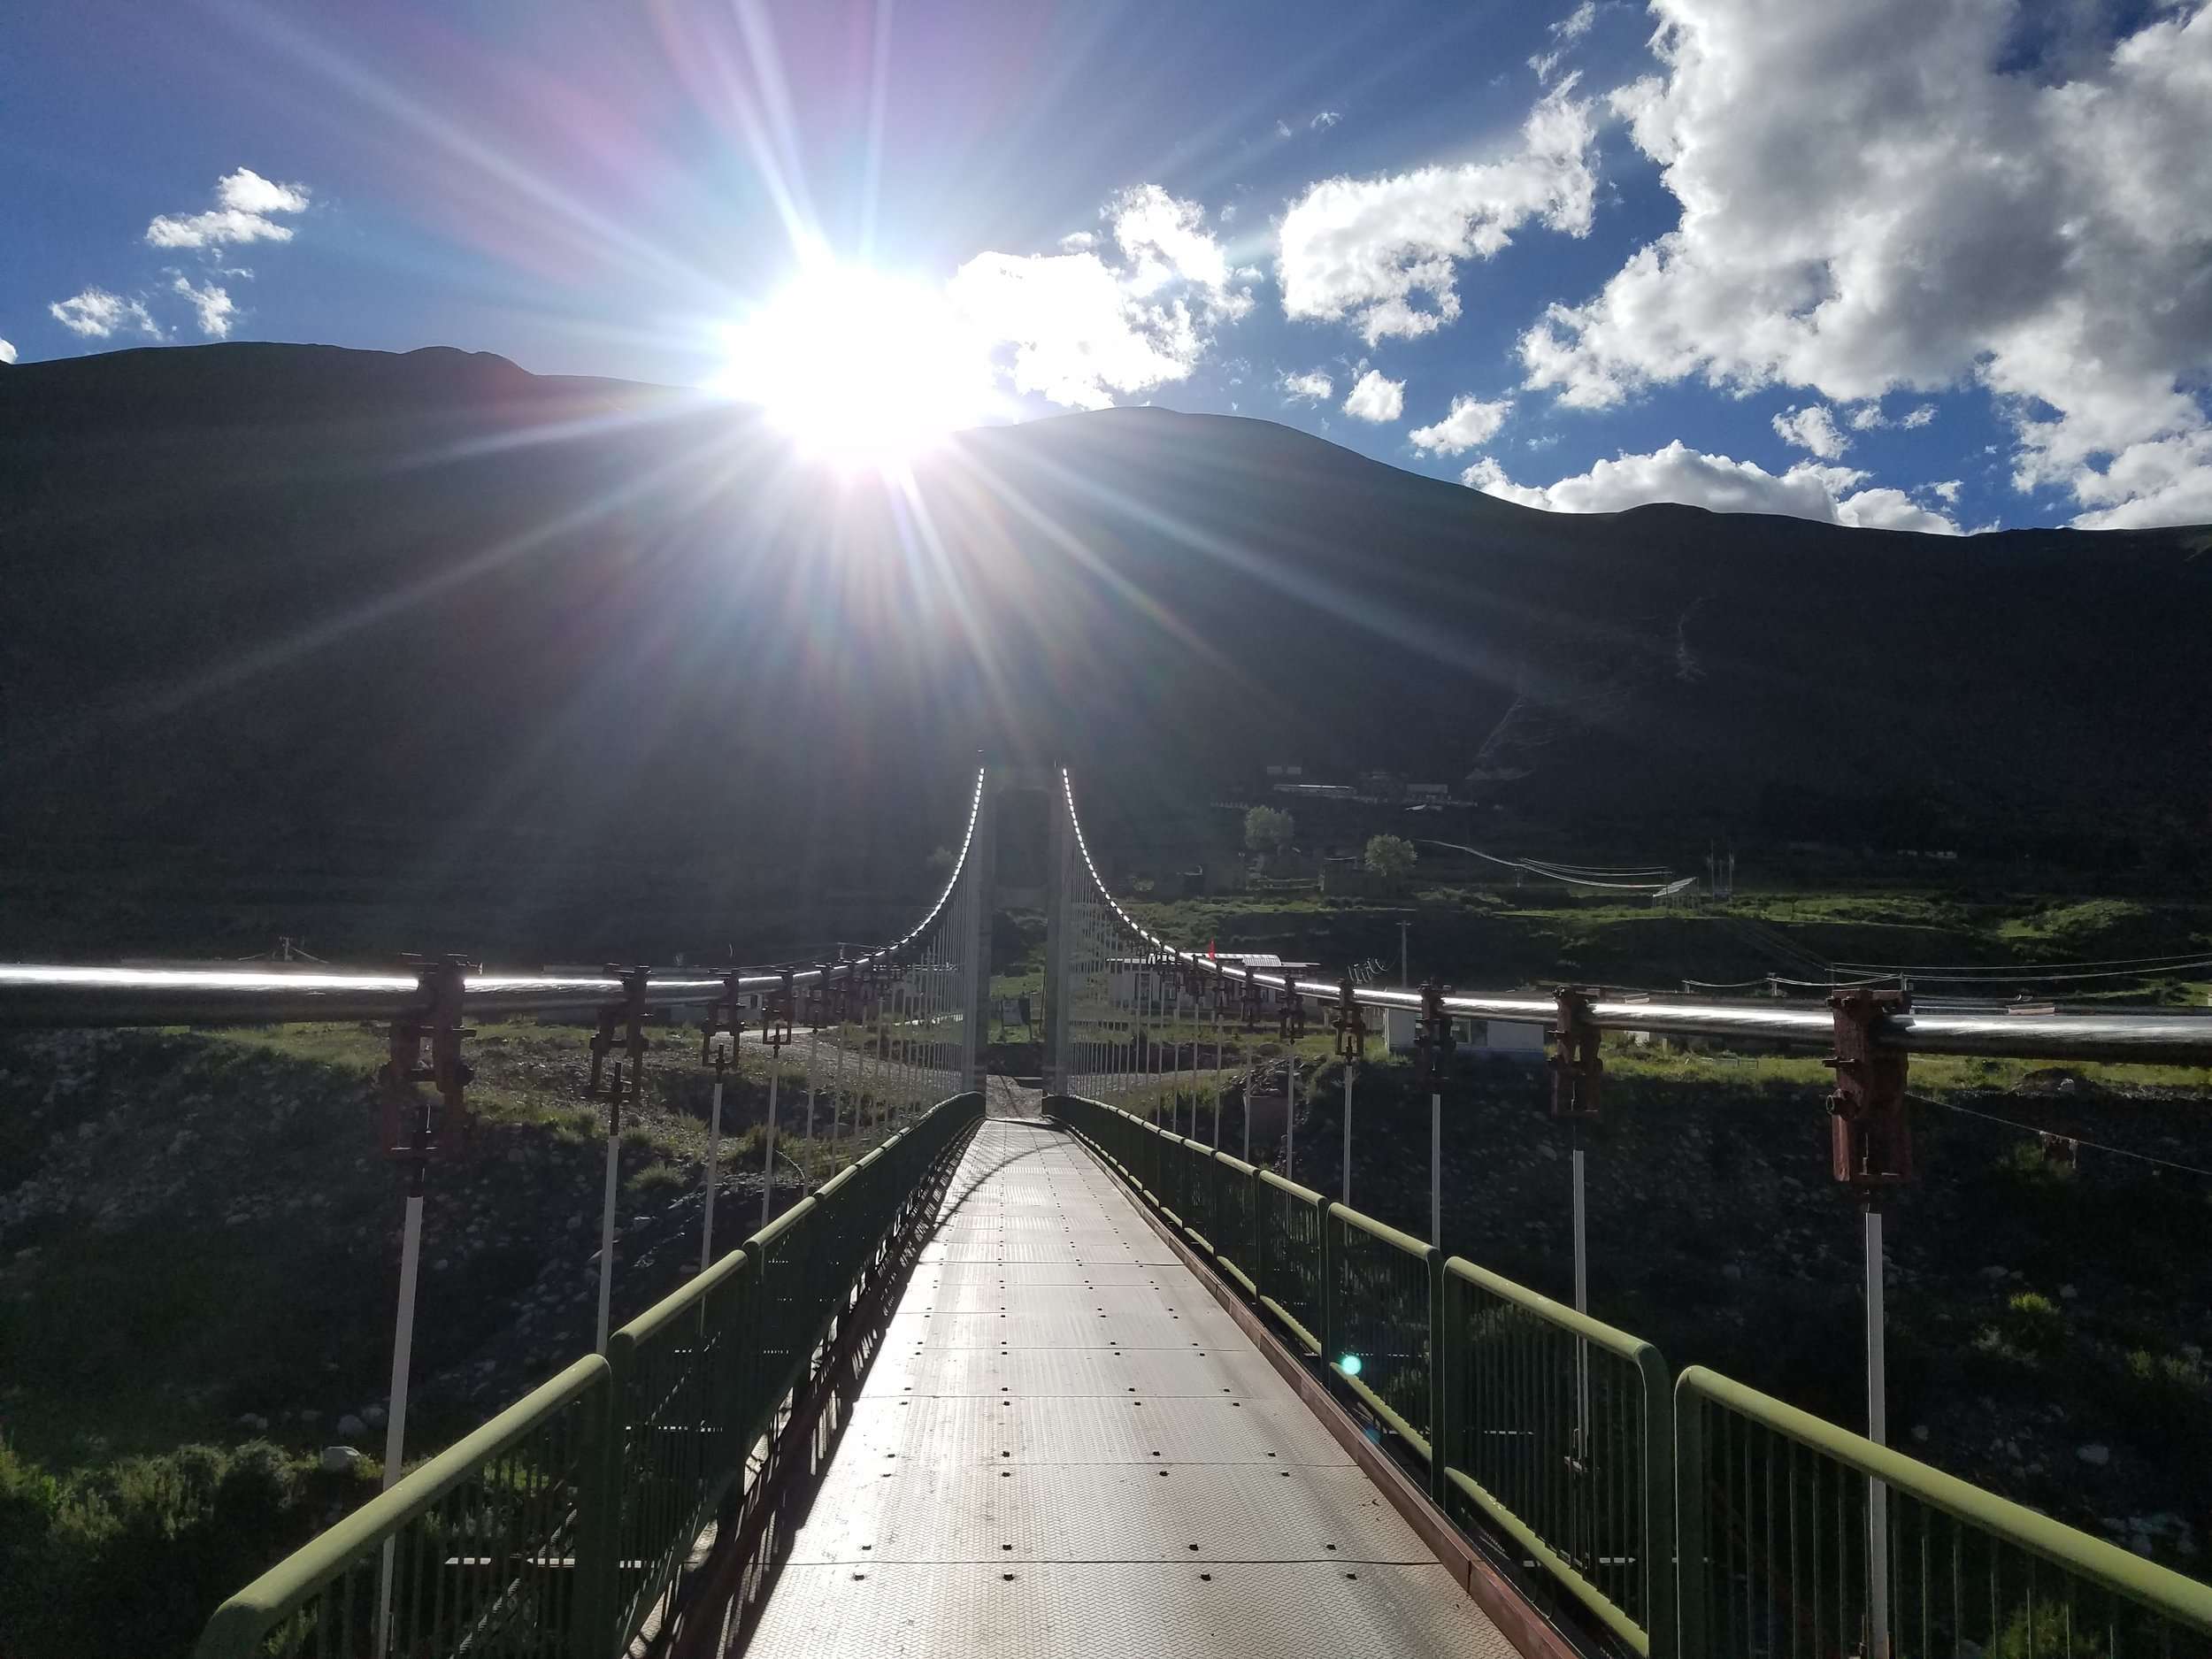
[[6, 0, 2208, 532]]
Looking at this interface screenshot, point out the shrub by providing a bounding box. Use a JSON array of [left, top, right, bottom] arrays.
[[2002, 1289, 2065, 1354], [0, 1438, 323, 1659]]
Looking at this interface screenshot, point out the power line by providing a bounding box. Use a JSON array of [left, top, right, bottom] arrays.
[[1907, 1090, 2212, 1180]]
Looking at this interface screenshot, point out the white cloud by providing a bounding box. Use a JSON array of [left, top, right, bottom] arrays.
[[1310, 110, 1342, 130], [952, 184, 1250, 411], [1770, 403, 1849, 458], [0, 338, 14, 365], [1275, 119, 1294, 139], [1409, 394, 1512, 454], [1058, 231, 1097, 253], [1532, 0, 1600, 81], [1461, 455, 1515, 491], [1900, 403, 1935, 429], [1929, 479, 1962, 503], [48, 288, 160, 340], [1343, 369, 1404, 422], [2068, 429, 2212, 529], [173, 277, 237, 338], [146, 167, 311, 250], [1517, 1, 2212, 527], [1278, 79, 1600, 344], [1847, 403, 1887, 431], [1465, 440, 1963, 532], [1279, 369, 1334, 403]]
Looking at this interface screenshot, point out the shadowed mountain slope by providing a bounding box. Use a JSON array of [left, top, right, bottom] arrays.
[[3, 343, 2205, 954]]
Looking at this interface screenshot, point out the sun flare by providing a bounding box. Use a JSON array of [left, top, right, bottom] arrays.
[[716, 264, 993, 471]]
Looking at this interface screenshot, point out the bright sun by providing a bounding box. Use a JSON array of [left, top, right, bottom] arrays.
[[717, 264, 992, 471]]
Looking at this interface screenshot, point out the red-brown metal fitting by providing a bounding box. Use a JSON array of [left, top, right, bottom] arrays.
[[1332, 976, 1368, 1061], [1548, 987, 1602, 1120], [1826, 987, 1912, 1188], [379, 955, 474, 1175], [1413, 979, 1454, 1090]]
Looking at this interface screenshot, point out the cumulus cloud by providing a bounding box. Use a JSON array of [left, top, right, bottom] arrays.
[[1279, 369, 1334, 403], [1770, 403, 1849, 459], [1928, 480, 1962, 504], [953, 184, 1251, 411], [1343, 368, 1404, 421], [1900, 403, 1935, 429], [173, 277, 237, 338], [0, 338, 14, 365], [48, 288, 160, 340], [146, 167, 311, 250], [1279, 79, 1600, 344], [1409, 394, 1512, 454], [1464, 440, 1963, 533], [1516, 0, 2212, 527]]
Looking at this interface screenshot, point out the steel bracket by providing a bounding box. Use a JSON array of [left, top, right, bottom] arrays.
[[1332, 975, 1368, 1060], [1548, 987, 1602, 1120], [1413, 979, 1455, 1091], [1826, 987, 1912, 1189], [378, 955, 474, 1179]]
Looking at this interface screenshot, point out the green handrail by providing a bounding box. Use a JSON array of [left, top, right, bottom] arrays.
[[194, 1356, 611, 1659], [1678, 1366, 2212, 1657], [1442, 1259, 1674, 1658], [196, 1093, 983, 1659], [1325, 1202, 1440, 1475]]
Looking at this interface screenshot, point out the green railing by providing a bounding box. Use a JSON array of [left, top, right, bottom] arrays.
[[1443, 1260, 1672, 1657], [195, 1357, 609, 1659], [1326, 1204, 1440, 1473], [1254, 1167, 1327, 1357], [1678, 1366, 2212, 1659], [1053, 1094, 2212, 1659], [197, 1093, 982, 1659]]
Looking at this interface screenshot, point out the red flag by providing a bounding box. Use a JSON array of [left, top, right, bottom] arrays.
[[1208, 939, 1216, 960]]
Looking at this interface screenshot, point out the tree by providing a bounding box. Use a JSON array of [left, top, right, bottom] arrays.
[[1243, 806, 1294, 856], [1363, 833, 1417, 881]]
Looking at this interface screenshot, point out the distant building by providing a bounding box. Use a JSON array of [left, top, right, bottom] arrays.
[[1359, 771, 1406, 801], [1383, 1006, 1547, 1060], [1406, 782, 1451, 802]]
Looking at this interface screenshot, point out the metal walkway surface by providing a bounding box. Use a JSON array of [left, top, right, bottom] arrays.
[[741, 1116, 1515, 1658]]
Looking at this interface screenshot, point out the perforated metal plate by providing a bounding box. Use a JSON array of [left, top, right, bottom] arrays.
[[743, 1563, 1517, 1659], [790, 1463, 1430, 1563], [732, 1119, 1511, 1659], [864, 1344, 1284, 1401]]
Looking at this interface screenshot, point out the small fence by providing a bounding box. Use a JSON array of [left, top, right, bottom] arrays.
[[196, 1093, 982, 1659], [1053, 1094, 2212, 1659]]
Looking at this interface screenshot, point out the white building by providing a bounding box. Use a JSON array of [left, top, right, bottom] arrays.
[[1380, 1004, 1547, 1060]]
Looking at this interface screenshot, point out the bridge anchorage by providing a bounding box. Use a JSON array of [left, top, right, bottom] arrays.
[[0, 762, 2208, 1657]]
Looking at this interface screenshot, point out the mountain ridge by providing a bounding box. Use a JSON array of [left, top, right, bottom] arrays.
[[3, 342, 2205, 956]]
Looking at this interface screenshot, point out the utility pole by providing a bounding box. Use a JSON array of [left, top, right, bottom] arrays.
[[1398, 921, 1410, 988]]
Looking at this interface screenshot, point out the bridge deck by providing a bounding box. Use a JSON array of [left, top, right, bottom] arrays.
[[742, 1116, 1514, 1658]]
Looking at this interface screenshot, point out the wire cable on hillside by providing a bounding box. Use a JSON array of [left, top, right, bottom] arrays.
[[1906, 1090, 2212, 1179], [1835, 949, 2212, 976], [1414, 839, 1673, 893]]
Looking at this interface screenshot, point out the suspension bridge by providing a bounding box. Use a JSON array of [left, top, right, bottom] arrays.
[[4, 764, 2210, 1659]]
